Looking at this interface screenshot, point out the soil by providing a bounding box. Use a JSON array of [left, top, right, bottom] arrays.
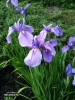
[[0, 66, 34, 100]]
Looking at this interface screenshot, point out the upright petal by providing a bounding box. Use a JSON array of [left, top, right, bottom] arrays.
[[24, 48, 42, 67], [24, 4, 31, 11], [18, 31, 33, 47], [43, 24, 52, 32], [6, 0, 10, 7], [36, 30, 47, 46], [51, 25, 63, 36], [62, 46, 69, 53], [43, 49, 52, 62], [66, 64, 72, 76], [6, 26, 14, 43], [11, 0, 18, 7]]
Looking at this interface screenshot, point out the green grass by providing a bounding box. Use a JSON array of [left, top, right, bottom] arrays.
[[0, 0, 75, 100]]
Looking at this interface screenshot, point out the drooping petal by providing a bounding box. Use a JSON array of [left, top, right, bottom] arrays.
[[49, 39, 58, 47], [62, 46, 69, 53], [66, 64, 72, 76], [11, 0, 18, 7], [43, 49, 52, 62], [24, 25, 34, 33], [51, 25, 63, 36], [6, 26, 14, 43], [18, 31, 33, 47], [24, 48, 42, 67]]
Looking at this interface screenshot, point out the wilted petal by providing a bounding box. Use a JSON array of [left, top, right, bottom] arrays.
[[6, 26, 14, 43], [18, 31, 33, 47], [24, 48, 42, 67], [51, 25, 63, 36], [49, 39, 58, 47], [43, 49, 52, 62], [66, 64, 72, 76], [62, 46, 69, 53], [11, 0, 18, 7]]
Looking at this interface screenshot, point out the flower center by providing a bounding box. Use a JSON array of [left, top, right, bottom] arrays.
[[34, 48, 37, 52], [22, 30, 25, 33]]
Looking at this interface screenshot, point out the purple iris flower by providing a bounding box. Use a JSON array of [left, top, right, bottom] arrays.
[[6, 18, 34, 47], [16, 4, 31, 14], [24, 30, 57, 67], [43, 24, 63, 36], [66, 64, 75, 76], [6, 0, 18, 7], [62, 37, 75, 53]]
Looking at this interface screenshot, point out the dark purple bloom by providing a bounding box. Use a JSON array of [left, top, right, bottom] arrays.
[[62, 37, 75, 53], [6, 18, 34, 47], [16, 4, 31, 14], [24, 30, 57, 67], [43, 24, 63, 36], [6, 0, 18, 7]]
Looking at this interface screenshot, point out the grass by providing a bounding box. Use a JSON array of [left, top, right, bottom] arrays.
[[0, 0, 75, 100]]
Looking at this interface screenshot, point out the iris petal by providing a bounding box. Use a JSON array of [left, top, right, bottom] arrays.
[[43, 49, 52, 62], [24, 48, 42, 67], [6, 26, 14, 43], [62, 46, 69, 53], [11, 0, 18, 7], [18, 31, 33, 47]]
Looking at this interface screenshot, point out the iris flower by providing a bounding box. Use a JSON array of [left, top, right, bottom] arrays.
[[66, 64, 75, 86], [62, 37, 75, 53], [6, 0, 18, 7], [6, 18, 34, 47], [16, 4, 31, 14], [24, 30, 57, 67], [43, 24, 63, 36]]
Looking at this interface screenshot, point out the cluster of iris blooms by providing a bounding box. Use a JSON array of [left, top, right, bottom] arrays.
[[6, 0, 75, 86]]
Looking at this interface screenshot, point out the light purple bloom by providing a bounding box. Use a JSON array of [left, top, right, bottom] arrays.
[[24, 30, 57, 67], [43, 24, 63, 36], [62, 37, 75, 53], [6, 18, 34, 47], [16, 4, 31, 14], [6, 0, 18, 7]]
